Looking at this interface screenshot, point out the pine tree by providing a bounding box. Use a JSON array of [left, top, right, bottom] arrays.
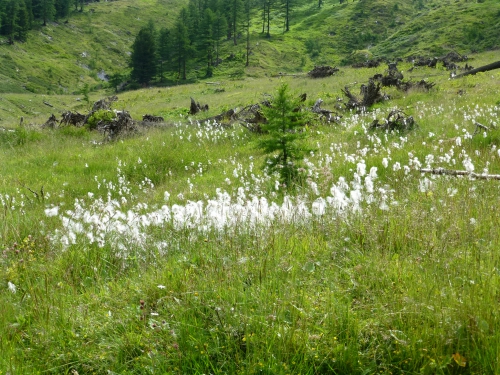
[[265, 0, 272, 37], [54, 0, 70, 19], [244, 0, 252, 66], [199, 8, 215, 77], [157, 27, 172, 82], [16, 1, 30, 41], [212, 8, 227, 65], [172, 9, 192, 80], [130, 25, 157, 84], [228, 0, 242, 45], [1, 0, 18, 43], [258, 83, 312, 185], [283, 0, 291, 32], [33, 0, 55, 26]]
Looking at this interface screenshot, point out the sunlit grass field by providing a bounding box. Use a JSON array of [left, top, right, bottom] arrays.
[[1, 52, 500, 374]]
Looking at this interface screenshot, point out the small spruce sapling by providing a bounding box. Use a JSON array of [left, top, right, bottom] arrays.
[[258, 83, 312, 186]]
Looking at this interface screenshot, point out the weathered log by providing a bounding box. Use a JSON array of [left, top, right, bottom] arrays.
[[308, 66, 339, 78], [419, 168, 500, 180], [142, 114, 164, 123], [452, 60, 500, 79]]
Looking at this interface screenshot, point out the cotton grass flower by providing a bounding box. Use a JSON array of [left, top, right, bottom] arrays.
[[8, 281, 16, 294]]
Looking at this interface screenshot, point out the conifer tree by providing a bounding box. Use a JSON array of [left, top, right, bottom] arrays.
[[212, 8, 227, 64], [228, 0, 242, 45], [16, 1, 30, 41], [157, 27, 172, 82], [283, 0, 291, 32], [1, 0, 18, 43], [199, 8, 216, 76], [258, 83, 312, 185], [130, 25, 157, 84], [172, 9, 192, 80], [54, 0, 70, 19], [33, 0, 55, 26]]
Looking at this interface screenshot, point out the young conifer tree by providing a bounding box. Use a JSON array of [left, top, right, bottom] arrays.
[[258, 83, 311, 186]]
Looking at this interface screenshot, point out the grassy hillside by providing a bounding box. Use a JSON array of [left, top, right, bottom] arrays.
[[0, 0, 498, 97], [1, 52, 500, 373]]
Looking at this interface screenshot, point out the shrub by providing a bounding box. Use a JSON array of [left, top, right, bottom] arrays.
[[85, 110, 116, 130]]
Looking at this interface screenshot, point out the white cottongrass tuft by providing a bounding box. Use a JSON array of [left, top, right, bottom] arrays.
[[8, 281, 16, 294]]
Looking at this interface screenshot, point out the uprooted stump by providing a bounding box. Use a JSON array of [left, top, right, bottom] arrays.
[[371, 64, 435, 92], [308, 65, 339, 78], [92, 96, 118, 111], [369, 110, 416, 132], [372, 63, 404, 87], [189, 97, 209, 115], [342, 79, 387, 111], [97, 110, 137, 140], [398, 79, 436, 92], [60, 111, 86, 127], [311, 99, 342, 123], [199, 108, 236, 126], [42, 114, 58, 128], [352, 59, 382, 68]]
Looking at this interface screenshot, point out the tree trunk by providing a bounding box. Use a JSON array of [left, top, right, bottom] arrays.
[[285, 0, 289, 32], [266, 1, 271, 37], [452, 61, 500, 79]]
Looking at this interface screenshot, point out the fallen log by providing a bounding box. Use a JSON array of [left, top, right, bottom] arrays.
[[452, 60, 500, 79], [419, 168, 500, 180], [308, 66, 339, 78], [142, 114, 164, 123]]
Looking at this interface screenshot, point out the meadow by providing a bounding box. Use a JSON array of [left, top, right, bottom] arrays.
[[1, 52, 500, 374]]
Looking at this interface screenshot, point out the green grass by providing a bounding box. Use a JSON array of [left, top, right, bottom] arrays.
[[1, 52, 500, 373]]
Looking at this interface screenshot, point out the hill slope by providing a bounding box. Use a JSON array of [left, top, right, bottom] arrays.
[[0, 0, 498, 96]]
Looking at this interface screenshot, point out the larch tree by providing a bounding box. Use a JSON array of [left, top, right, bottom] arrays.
[[258, 83, 312, 185], [130, 25, 157, 85], [157, 27, 172, 82], [172, 10, 192, 80]]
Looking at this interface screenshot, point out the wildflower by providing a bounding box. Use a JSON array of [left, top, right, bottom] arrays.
[[158, 285, 166, 289], [45, 206, 59, 217], [8, 281, 16, 294]]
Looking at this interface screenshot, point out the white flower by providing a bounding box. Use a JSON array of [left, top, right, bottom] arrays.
[[8, 281, 16, 294], [463, 157, 474, 173], [357, 161, 366, 176], [382, 158, 388, 168], [45, 206, 59, 217], [157, 285, 166, 289]]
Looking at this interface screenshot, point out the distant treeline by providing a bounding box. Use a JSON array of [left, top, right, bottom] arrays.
[[0, 0, 84, 43], [129, 0, 308, 85]]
